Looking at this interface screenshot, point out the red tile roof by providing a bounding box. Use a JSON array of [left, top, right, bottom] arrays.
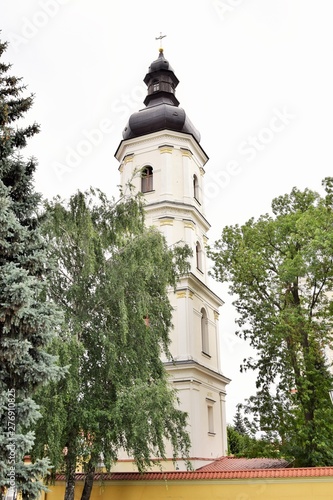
[[197, 456, 291, 471], [55, 467, 333, 482]]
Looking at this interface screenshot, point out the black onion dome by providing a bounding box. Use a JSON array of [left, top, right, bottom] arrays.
[[144, 51, 176, 76], [122, 49, 201, 143]]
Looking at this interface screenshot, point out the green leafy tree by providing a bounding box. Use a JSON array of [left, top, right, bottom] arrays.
[[32, 189, 192, 500], [228, 407, 281, 458], [227, 425, 244, 456], [0, 39, 64, 498], [209, 180, 333, 466], [227, 425, 282, 458]]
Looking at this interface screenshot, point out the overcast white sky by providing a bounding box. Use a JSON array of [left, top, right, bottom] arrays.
[[2, 0, 333, 423]]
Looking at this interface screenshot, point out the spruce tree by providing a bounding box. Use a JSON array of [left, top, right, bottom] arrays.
[[233, 406, 248, 436], [0, 39, 63, 498]]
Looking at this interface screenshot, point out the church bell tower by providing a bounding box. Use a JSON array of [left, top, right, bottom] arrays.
[[115, 48, 230, 469]]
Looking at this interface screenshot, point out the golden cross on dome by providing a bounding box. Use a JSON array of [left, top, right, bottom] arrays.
[[155, 32, 166, 50]]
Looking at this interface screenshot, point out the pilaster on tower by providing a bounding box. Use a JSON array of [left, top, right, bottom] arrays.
[[115, 49, 230, 470]]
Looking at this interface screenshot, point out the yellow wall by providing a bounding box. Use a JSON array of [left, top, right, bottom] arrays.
[[45, 478, 333, 500]]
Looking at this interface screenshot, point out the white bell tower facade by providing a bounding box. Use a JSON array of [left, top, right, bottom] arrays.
[[115, 49, 230, 469]]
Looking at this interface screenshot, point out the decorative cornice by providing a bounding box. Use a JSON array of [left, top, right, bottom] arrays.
[[124, 153, 134, 163], [115, 130, 209, 165], [159, 217, 174, 226], [181, 147, 193, 158], [145, 201, 210, 231], [165, 358, 231, 386], [176, 274, 224, 308], [184, 220, 195, 230], [182, 151, 192, 159], [174, 289, 195, 300], [159, 144, 174, 154]]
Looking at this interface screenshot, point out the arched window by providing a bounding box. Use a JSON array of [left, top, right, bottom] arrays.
[[141, 166, 153, 193], [201, 308, 209, 355], [196, 241, 202, 271], [193, 174, 199, 201]]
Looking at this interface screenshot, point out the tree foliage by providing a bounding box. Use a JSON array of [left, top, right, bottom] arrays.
[[0, 39, 64, 497], [227, 406, 283, 459], [227, 426, 281, 458], [32, 188, 192, 500], [209, 180, 333, 466]]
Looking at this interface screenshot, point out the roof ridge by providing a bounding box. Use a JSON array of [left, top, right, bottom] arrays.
[[55, 467, 333, 482]]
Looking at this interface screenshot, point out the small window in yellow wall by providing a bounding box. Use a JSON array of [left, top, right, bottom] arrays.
[[141, 166, 153, 193]]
